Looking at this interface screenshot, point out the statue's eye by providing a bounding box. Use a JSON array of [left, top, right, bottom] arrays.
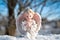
[[32, 18, 33, 19], [27, 15, 28, 17], [30, 16, 31, 17]]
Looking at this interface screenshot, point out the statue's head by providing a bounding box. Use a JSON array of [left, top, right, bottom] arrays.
[[21, 8, 35, 21]]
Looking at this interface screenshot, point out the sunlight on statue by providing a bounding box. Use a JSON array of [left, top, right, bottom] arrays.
[[16, 8, 41, 40]]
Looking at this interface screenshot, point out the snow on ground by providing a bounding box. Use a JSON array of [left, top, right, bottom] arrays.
[[0, 34, 60, 40]]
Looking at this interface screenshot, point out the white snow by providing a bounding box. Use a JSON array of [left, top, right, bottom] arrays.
[[0, 34, 60, 40]]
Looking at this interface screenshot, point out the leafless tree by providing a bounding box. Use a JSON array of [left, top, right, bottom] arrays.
[[6, 0, 17, 36]]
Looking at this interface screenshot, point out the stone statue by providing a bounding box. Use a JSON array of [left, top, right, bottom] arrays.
[[16, 8, 41, 40]]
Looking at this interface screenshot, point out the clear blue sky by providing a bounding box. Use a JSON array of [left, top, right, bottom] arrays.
[[0, 0, 60, 21], [0, 0, 8, 16]]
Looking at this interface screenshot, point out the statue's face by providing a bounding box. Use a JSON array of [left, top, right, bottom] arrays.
[[28, 12, 33, 19], [27, 10, 33, 19], [23, 11, 33, 21], [27, 9, 34, 19]]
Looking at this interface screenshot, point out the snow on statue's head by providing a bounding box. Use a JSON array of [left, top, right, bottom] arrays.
[[16, 8, 41, 40]]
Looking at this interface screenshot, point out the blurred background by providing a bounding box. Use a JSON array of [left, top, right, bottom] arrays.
[[0, 0, 60, 35]]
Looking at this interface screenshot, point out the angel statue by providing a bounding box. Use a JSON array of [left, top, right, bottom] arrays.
[[16, 8, 41, 40]]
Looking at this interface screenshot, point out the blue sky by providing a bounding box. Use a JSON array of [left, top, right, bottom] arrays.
[[0, 0, 60, 21], [41, 2, 60, 21], [0, 0, 8, 16]]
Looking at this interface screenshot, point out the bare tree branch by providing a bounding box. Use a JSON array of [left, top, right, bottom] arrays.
[[18, 0, 34, 15], [7, 0, 17, 9], [31, 0, 47, 8], [24, 0, 29, 5], [24, 0, 33, 8], [40, 0, 47, 15], [18, 0, 24, 7]]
